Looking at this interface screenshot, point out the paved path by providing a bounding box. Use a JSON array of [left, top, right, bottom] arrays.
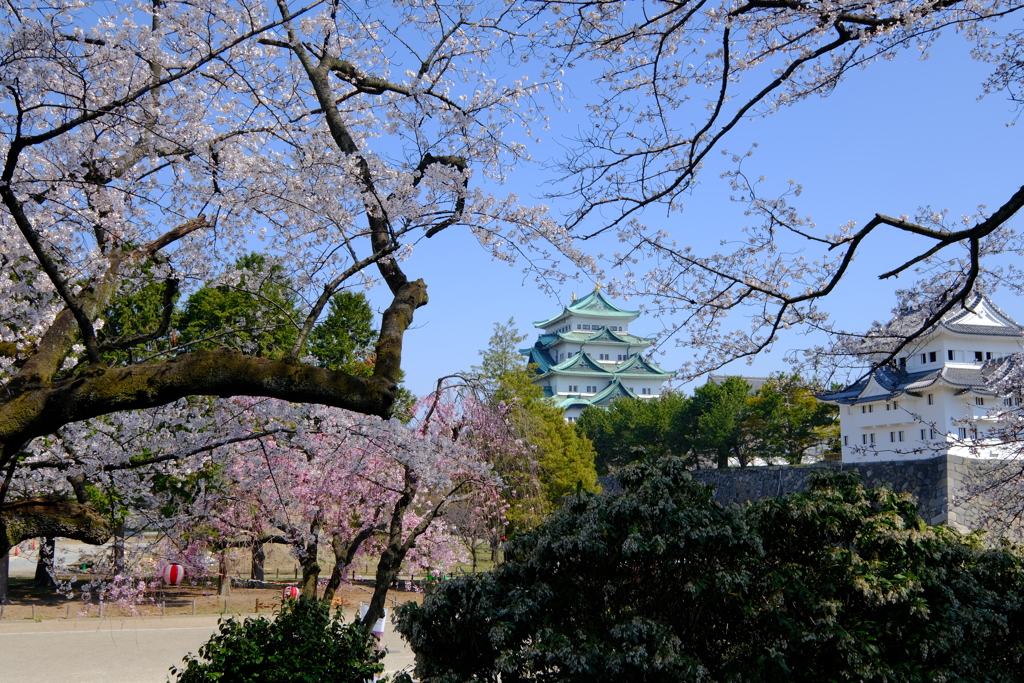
[[0, 613, 415, 682]]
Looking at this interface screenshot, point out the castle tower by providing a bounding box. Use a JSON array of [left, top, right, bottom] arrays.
[[521, 288, 672, 421], [818, 291, 1024, 462]]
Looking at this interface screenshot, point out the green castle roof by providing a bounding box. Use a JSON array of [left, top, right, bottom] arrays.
[[553, 378, 640, 410], [526, 348, 672, 381], [615, 353, 672, 378], [541, 351, 614, 378], [533, 327, 653, 349], [533, 289, 640, 328]]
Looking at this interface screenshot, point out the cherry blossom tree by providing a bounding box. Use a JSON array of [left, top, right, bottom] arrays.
[[0, 0, 573, 584], [524, 0, 1024, 376], [14, 389, 515, 624]]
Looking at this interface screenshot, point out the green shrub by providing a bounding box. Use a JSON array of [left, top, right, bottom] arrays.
[[171, 598, 398, 682], [397, 458, 1024, 683]]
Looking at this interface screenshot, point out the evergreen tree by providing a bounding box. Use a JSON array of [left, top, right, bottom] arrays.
[[744, 373, 839, 464], [576, 394, 691, 475], [176, 254, 299, 359], [470, 320, 599, 525], [308, 291, 377, 373], [689, 377, 753, 469]]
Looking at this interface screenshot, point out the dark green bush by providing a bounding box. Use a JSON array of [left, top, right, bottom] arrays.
[[171, 598, 395, 682], [397, 458, 1024, 683]]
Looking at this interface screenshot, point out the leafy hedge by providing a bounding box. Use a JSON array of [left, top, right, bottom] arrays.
[[397, 458, 1024, 682], [171, 598, 399, 682]]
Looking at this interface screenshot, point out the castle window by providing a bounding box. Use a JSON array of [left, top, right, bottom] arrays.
[[929, 351, 937, 362], [641, 388, 651, 395], [893, 401, 899, 409], [920, 353, 926, 364], [862, 434, 868, 445], [948, 350, 955, 360], [582, 324, 590, 330], [870, 433, 875, 444], [890, 431, 896, 442], [899, 357, 907, 369], [930, 429, 936, 439], [927, 394, 934, 405], [886, 402, 891, 411], [920, 429, 926, 440], [861, 405, 866, 414], [869, 405, 873, 413], [844, 436, 849, 445], [986, 352, 993, 360], [975, 351, 983, 361], [958, 427, 968, 439], [898, 431, 904, 442], [975, 397, 985, 406]]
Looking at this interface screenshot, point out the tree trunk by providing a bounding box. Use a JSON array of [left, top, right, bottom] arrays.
[[299, 540, 320, 600], [363, 545, 403, 629], [250, 541, 265, 582], [321, 560, 345, 606], [321, 526, 377, 606], [299, 515, 322, 600], [112, 522, 125, 575], [34, 537, 56, 588], [0, 549, 9, 605], [217, 552, 231, 596]]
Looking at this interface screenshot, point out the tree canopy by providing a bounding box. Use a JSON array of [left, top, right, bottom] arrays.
[[0, 0, 558, 572], [398, 458, 1024, 683], [3, 0, 1023, 607], [575, 393, 691, 474], [576, 375, 839, 472]]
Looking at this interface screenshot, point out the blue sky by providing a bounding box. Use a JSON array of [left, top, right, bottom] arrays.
[[375, 30, 1024, 397]]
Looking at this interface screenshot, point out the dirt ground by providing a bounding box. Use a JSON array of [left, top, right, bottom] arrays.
[[0, 578, 422, 621], [1, 537, 475, 622]]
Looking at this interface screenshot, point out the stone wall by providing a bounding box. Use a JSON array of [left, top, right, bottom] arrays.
[[689, 455, 1023, 540], [945, 455, 1024, 539]]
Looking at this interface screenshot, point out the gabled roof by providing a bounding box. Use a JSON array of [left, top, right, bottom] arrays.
[[615, 353, 672, 378], [817, 357, 1024, 405], [552, 377, 641, 411], [540, 351, 615, 378], [588, 377, 642, 406], [533, 327, 652, 349], [579, 327, 652, 346], [533, 289, 641, 328], [936, 291, 1024, 338]]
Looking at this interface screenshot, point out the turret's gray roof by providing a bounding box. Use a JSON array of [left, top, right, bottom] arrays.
[[818, 355, 1024, 404]]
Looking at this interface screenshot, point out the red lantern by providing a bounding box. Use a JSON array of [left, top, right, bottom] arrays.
[[282, 586, 300, 601], [163, 564, 185, 585]]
